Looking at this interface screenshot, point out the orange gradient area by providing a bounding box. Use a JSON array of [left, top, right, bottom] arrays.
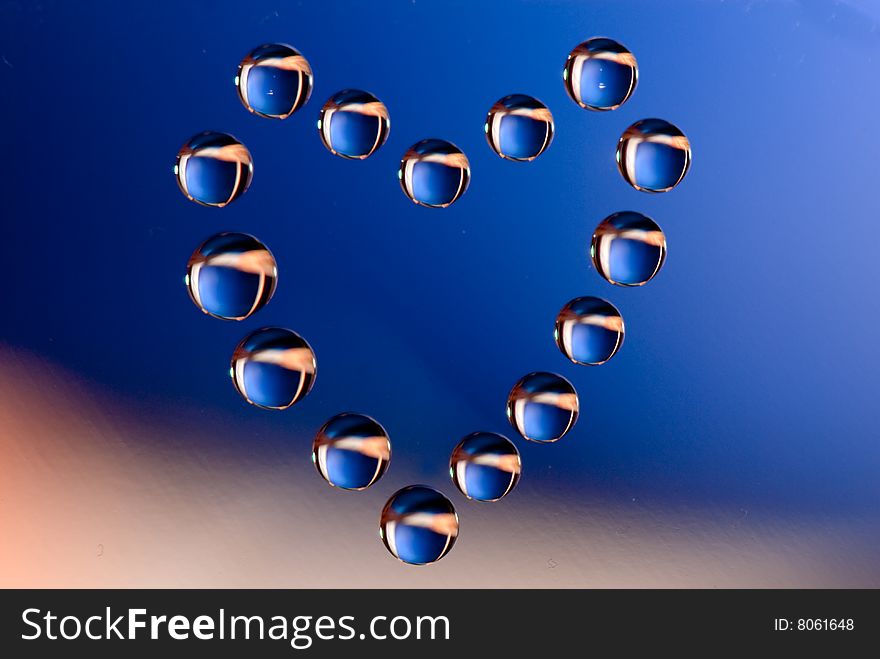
[[316, 435, 391, 461], [573, 47, 638, 69], [242, 347, 316, 373], [187, 143, 252, 164], [557, 310, 625, 334], [250, 54, 311, 75], [0, 346, 878, 588], [194, 249, 277, 276], [406, 151, 469, 169], [466, 453, 521, 475], [334, 101, 389, 120]]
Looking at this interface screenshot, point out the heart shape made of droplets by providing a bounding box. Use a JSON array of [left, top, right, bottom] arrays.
[[173, 37, 691, 566]]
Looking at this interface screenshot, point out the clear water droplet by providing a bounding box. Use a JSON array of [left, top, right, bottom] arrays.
[[555, 297, 624, 365], [563, 37, 638, 111], [591, 211, 667, 286], [399, 139, 470, 208], [231, 328, 316, 410], [485, 94, 554, 161], [617, 118, 692, 192], [236, 43, 313, 119], [507, 372, 579, 443], [450, 432, 521, 502], [175, 132, 253, 207], [313, 413, 391, 490], [379, 485, 459, 565], [318, 89, 390, 159], [186, 232, 277, 321]]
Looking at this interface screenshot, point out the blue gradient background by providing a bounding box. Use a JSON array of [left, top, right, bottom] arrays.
[[1, 0, 878, 584]]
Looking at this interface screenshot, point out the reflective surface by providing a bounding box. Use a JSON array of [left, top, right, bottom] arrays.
[[399, 139, 470, 208], [3, 0, 879, 590], [318, 89, 390, 159], [185, 232, 277, 321], [617, 118, 692, 192], [174, 131, 253, 207], [555, 296, 624, 365], [563, 37, 638, 111], [450, 432, 521, 502], [235, 43, 313, 119], [312, 413, 391, 490], [507, 372, 579, 443], [379, 485, 459, 565], [485, 94, 554, 161], [591, 211, 667, 287], [230, 328, 316, 410]]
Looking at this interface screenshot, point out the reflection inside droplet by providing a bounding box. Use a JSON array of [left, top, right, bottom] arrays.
[[379, 485, 459, 565], [313, 413, 391, 490], [380, 485, 459, 565], [507, 372, 579, 443], [399, 139, 470, 208], [555, 296, 624, 365], [617, 118, 691, 192], [318, 89, 390, 159], [485, 94, 554, 161], [230, 327, 316, 410], [450, 432, 521, 502], [186, 232, 277, 321], [175, 132, 253, 207], [236, 43, 313, 119], [563, 37, 638, 111], [591, 211, 667, 286]]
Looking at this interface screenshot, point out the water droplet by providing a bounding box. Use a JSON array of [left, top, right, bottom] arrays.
[[313, 413, 391, 490], [555, 296, 624, 365], [617, 118, 691, 192], [507, 372, 578, 443], [186, 232, 277, 320], [231, 328, 316, 410], [379, 485, 458, 565], [450, 432, 521, 502], [318, 89, 390, 159], [485, 94, 554, 161], [236, 43, 313, 119], [591, 211, 666, 286], [563, 38, 638, 111], [399, 139, 470, 208], [175, 132, 253, 207]]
